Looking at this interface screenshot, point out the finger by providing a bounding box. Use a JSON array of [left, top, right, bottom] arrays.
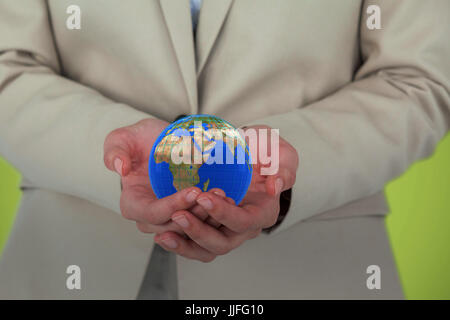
[[189, 204, 209, 221], [172, 211, 243, 255], [155, 232, 216, 263], [189, 188, 228, 228], [208, 188, 235, 206], [206, 188, 228, 227], [208, 188, 226, 197], [204, 216, 221, 228], [190, 203, 222, 228], [189, 204, 221, 228], [221, 225, 263, 240], [195, 193, 267, 233], [103, 128, 135, 176], [189, 188, 226, 227], [136, 221, 184, 235], [121, 186, 201, 224]]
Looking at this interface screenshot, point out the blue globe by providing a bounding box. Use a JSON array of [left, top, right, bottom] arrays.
[[149, 115, 252, 205]]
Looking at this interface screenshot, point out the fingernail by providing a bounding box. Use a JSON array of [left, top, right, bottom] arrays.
[[213, 190, 225, 197], [275, 178, 284, 194], [160, 238, 178, 249], [186, 189, 200, 202], [172, 215, 190, 228], [197, 197, 213, 210], [114, 158, 123, 176]]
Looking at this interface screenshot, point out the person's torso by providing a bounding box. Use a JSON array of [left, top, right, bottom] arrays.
[[48, 0, 363, 125]]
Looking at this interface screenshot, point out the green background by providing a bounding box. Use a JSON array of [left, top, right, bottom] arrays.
[[1, 134, 449, 299]]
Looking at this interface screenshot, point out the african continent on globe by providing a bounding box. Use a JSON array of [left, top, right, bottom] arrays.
[[149, 115, 252, 205]]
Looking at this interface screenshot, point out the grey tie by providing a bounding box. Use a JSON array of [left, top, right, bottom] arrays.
[[136, 244, 178, 300], [136, 1, 203, 300]]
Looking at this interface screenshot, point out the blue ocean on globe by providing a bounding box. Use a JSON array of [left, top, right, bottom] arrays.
[[149, 115, 252, 205]]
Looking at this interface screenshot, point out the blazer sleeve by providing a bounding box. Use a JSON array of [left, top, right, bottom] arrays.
[[246, 0, 450, 234], [0, 1, 151, 214]]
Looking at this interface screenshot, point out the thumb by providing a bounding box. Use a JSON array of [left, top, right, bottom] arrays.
[[103, 129, 135, 177]]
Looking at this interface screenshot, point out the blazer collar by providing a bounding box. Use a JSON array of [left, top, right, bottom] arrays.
[[196, 0, 234, 77], [159, 0, 234, 109], [159, 0, 198, 112]]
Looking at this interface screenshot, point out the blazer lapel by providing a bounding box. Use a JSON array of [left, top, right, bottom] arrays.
[[196, 0, 234, 77], [159, 0, 198, 113]]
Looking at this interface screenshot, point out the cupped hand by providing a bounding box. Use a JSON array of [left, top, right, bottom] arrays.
[[155, 125, 299, 262], [103, 118, 221, 235]]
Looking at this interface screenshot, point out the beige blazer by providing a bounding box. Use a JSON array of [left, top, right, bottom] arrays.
[[0, 0, 448, 299]]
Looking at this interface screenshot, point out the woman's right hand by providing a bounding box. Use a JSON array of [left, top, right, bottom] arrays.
[[103, 118, 221, 239]]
